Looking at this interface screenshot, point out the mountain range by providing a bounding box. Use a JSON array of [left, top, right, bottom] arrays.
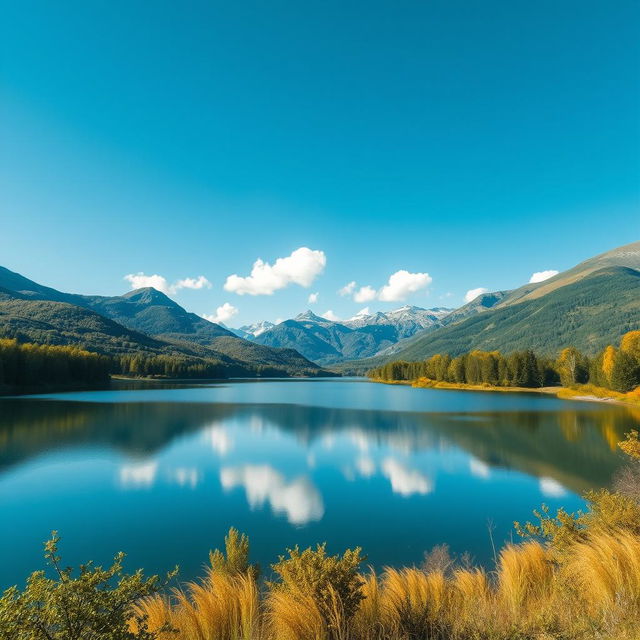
[[0, 266, 327, 377], [338, 241, 640, 373], [230, 306, 452, 365]]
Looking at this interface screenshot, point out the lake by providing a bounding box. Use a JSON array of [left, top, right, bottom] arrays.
[[1, 377, 637, 588]]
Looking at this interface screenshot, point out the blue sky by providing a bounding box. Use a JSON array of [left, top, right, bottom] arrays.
[[1, 0, 639, 326]]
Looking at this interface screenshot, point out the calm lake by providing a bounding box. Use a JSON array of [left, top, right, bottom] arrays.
[[1, 377, 638, 588]]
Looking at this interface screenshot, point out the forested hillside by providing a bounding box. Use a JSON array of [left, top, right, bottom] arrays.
[[0, 272, 329, 381]]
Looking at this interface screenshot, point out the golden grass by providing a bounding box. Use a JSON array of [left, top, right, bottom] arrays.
[[132, 530, 640, 640]]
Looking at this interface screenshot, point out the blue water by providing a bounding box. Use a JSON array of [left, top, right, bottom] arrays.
[[0, 378, 635, 588]]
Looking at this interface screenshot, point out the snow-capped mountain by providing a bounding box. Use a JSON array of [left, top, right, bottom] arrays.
[[246, 305, 454, 365], [342, 305, 451, 338], [230, 320, 275, 340]]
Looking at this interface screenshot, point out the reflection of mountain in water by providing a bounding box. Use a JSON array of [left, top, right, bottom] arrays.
[[0, 398, 636, 494]]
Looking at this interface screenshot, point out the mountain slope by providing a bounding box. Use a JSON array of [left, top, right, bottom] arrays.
[[379, 266, 640, 362], [0, 267, 325, 376], [253, 306, 452, 365]]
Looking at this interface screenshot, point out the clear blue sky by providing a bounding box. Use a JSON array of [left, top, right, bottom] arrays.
[[1, 0, 639, 325]]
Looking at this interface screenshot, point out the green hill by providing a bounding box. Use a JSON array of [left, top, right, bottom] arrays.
[[376, 266, 640, 363], [0, 267, 328, 378]]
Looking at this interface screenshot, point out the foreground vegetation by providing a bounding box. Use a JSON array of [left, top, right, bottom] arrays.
[[368, 331, 640, 401], [3, 433, 640, 639]]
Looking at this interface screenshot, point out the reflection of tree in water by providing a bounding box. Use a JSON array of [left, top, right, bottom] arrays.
[[0, 397, 637, 494]]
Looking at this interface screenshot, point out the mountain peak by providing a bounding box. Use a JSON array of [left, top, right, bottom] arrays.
[[121, 287, 179, 307], [295, 309, 326, 322]]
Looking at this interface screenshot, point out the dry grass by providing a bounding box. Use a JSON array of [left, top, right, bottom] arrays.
[[132, 530, 640, 640]]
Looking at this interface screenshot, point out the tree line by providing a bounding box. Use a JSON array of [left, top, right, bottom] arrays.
[[0, 338, 325, 391], [0, 339, 111, 388], [368, 330, 640, 393]]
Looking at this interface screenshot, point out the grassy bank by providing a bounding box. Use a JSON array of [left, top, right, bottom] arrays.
[[373, 376, 640, 408]]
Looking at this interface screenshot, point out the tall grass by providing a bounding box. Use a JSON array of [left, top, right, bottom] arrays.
[[129, 433, 640, 639], [132, 528, 640, 640]]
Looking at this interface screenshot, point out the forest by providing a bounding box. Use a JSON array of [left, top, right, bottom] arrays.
[[368, 330, 640, 394]]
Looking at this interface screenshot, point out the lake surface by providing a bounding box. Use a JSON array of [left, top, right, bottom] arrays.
[[1, 378, 637, 588]]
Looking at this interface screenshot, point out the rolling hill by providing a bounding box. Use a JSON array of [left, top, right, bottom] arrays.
[[0, 266, 326, 377]]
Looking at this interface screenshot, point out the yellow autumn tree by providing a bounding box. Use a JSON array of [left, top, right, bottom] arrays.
[[601, 345, 617, 385], [621, 330, 640, 362]]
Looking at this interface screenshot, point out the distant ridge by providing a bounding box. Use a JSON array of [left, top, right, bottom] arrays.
[[335, 241, 640, 373], [249, 305, 452, 365], [0, 266, 326, 377]]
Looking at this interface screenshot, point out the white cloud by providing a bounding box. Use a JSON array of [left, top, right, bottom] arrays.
[[220, 465, 324, 525], [339, 281, 357, 296], [378, 270, 432, 302], [539, 476, 567, 497], [203, 302, 239, 325], [124, 273, 172, 294], [354, 286, 377, 303], [119, 461, 157, 488], [321, 310, 340, 322], [464, 287, 489, 303], [308, 292, 319, 304], [224, 247, 326, 296], [175, 275, 212, 290], [124, 272, 211, 295], [342, 270, 432, 304], [382, 458, 432, 496], [529, 270, 559, 284]]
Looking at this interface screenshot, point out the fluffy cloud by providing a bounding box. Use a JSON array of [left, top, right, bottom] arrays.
[[354, 285, 377, 303], [379, 270, 432, 301], [343, 270, 432, 304], [529, 269, 559, 284], [339, 281, 357, 296], [220, 464, 324, 525], [382, 458, 432, 496], [174, 275, 212, 290], [321, 310, 340, 322], [308, 292, 319, 304], [464, 287, 489, 303], [224, 247, 326, 296], [203, 302, 238, 325], [124, 272, 211, 295], [124, 273, 172, 294]]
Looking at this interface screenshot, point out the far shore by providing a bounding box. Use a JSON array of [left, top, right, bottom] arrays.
[[369, 377, 640, 408]]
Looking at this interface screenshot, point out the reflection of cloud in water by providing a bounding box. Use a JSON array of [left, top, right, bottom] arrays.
[[172, 467, 200, 488], [356, 456, 375, 477], [204, 425, 233, 455], [469, 457, 491, 479], [119, 461, 157, 488], [382, 458, 432, 496], [539, 476, 567, 497], [220, 465, 324, 525], [350, 430, 370, 452]]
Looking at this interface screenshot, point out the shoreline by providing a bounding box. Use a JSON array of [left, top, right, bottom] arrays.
[[369, 377, 640, 408]]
